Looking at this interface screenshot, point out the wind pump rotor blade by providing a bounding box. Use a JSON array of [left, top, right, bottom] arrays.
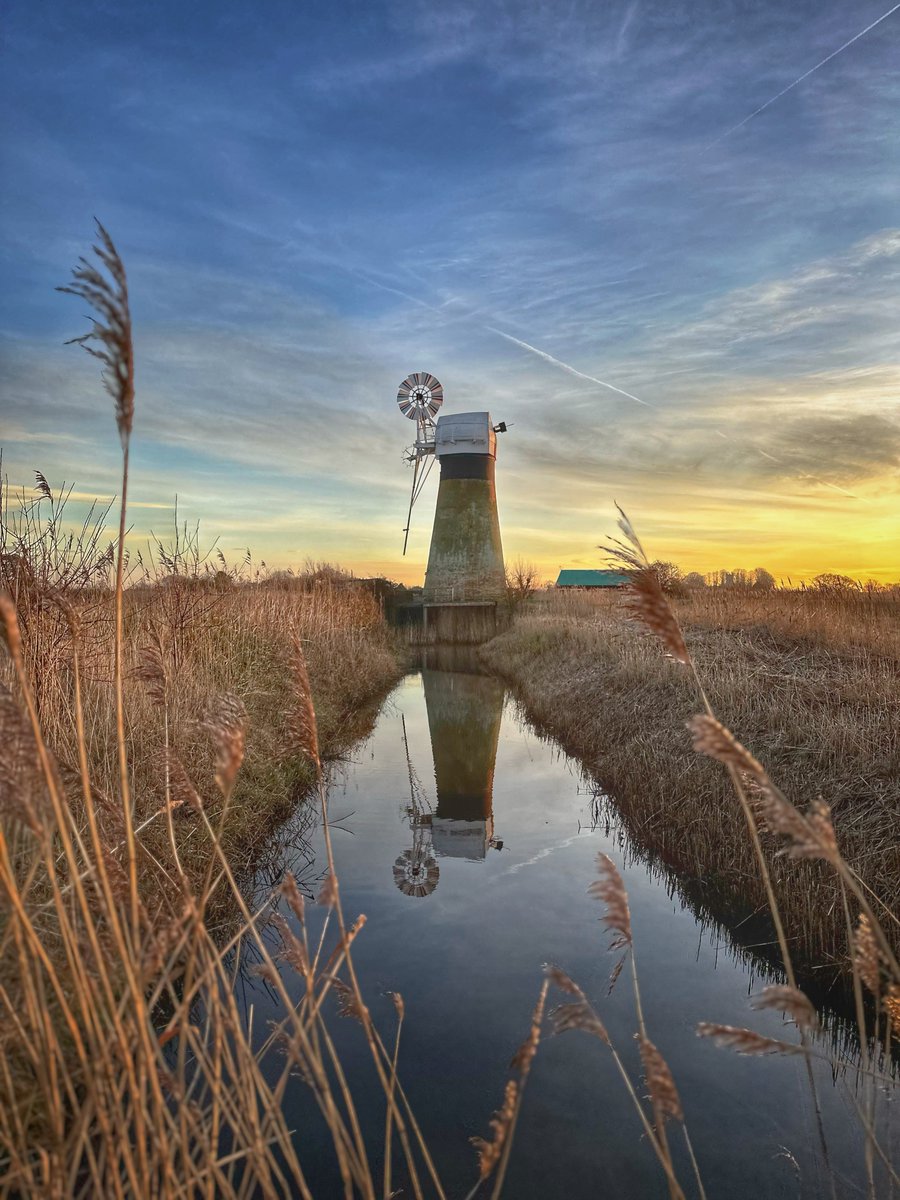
[[397, 372, 443, 421]]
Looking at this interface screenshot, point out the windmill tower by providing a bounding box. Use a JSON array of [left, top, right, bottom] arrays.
[[396, 372, 508, 643]]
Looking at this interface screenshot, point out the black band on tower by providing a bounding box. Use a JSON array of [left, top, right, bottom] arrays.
[[438, 454, 495, 482]]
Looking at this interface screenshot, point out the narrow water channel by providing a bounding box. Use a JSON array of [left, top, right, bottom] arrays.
[[248, 653, 875, 1198]]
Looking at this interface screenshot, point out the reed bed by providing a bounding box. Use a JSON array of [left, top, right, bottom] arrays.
[[1, 226, 424, 1197], [1, 491, 401, 883], [2, 225, 898, 1198], [482, 574, 900, 975]]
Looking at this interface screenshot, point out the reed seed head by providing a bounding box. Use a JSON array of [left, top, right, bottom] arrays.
[[751, 985, 817, 1031], [34, 470, 53, 500], [543, 963, 583, 996], [166, 752, 203, 812], [270, 913, 309, 977], [607, 953, 626, 995], [280, 871, 306, 924], [317, 873, 337, 908], [690, 716, 840, 862], [330, 977, 365, 1024], [854, 915, 881, 997], [622, 566, 691, 664], [696, 1022, 803, 1056], [471, 1079, 518, 1181], [549, 1001, 610, 1045], [688, 714, 766, 779], [57, 221, 134, 448], [202, 694, 247, 794], [638, 1036, 683, 1124], [288, 633, 320, 769], [613, 503, 651, 565], [510, 982, 548, 1073], [251, 962, 281, 987], [793, 798, 838, 863], [588, 853, 632, 950], [602, 507, 691, 662], [884, 985, 900, 1028], [134, 630, 168, 707]]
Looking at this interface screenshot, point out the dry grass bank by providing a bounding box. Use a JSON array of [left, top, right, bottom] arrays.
[[1, 564, 403, 881], [482, 585, 900, 974]]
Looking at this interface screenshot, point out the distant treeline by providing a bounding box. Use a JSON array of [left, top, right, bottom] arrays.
[[646, 561, 899, 595]]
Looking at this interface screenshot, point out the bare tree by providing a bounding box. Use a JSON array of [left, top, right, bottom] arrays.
[[813, 572, 858, 591], [752, 567, 776, 591], [649, 560, 685, 595], [506, 558, 541, 609]]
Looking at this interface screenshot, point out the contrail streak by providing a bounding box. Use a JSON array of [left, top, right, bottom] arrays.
[[486, 326, 656, 409], [487, 324, 868, 496], [342, 264, 865, 501], [340, 262, 660, 410], [707, 2, 900, 147]]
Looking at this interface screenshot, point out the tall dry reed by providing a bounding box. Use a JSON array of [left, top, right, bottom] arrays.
[[0, 225, 439, 1199], [3, 224, 898, 1200]]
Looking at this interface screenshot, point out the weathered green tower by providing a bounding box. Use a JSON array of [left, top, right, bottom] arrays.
[[396, 373, 508, 643], [424, 411, 506, 600]]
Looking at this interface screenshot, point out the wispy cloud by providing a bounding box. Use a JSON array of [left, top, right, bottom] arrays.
[[2, 0, 899, 580]]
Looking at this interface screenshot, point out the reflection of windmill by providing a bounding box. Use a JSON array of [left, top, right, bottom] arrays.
[[424, 665, 504, 860], [392, 714, 440, 898], [397, 372, 443, 556]]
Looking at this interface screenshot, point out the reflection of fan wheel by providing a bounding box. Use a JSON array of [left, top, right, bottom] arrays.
[[397, 372, 443, 421], [392, 848, 440, 898]]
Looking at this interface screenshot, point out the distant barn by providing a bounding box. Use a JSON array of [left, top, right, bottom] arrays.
[[555, 569, 630, 589]]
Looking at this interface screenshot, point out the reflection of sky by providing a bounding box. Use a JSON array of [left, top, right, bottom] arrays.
[[2, 1, 898, 580], [249, 672, 866, 1198]]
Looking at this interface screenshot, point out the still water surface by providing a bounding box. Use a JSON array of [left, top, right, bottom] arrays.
[[249, 656, 873, 1198]]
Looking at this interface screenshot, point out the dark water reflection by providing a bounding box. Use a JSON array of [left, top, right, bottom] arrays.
[[247, 659, 884, 1199]]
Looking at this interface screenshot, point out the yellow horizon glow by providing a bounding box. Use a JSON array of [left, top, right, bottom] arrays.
[[5, 454, 897, 587]]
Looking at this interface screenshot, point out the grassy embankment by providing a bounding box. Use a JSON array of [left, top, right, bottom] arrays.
[[483, 582, 900, 976], [2, 534, 402, 887], [1, 227, 451, 1199]]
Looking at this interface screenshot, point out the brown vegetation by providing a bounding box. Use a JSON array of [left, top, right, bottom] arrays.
[[0, 227, 427, 1197], [1, 484, 402, 882], [482, 564, 900, 977], [3, 224, 898, 1199]]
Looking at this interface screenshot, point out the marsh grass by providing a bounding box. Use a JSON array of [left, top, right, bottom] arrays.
[[526, 515, 899, 1199], [482, 574, 899, 975], [0, 226, 427, 1198], [2, 225, 898, 1199]]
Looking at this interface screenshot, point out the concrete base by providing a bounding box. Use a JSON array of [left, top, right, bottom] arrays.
[[421, 602, 508, 645]]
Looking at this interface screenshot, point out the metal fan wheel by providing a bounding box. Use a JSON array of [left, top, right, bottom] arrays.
[[397, 372, 443, 420], [392, 848, 440, 898]]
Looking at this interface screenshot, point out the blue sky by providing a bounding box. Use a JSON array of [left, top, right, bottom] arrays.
[[1, 0, 899, 581]]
